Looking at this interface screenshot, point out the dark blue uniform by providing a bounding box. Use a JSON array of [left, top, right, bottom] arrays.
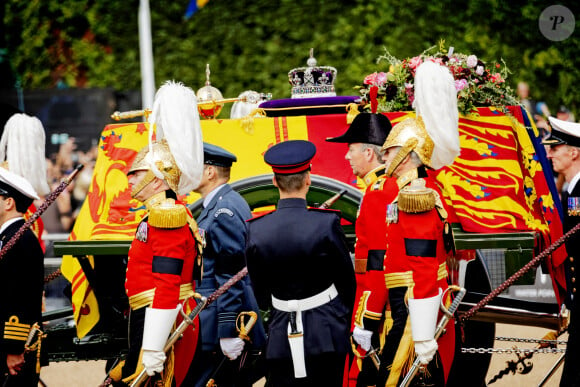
[[191, 184, 266, 387], [0, 219, 44, 387], [246, 198, 356, 387], [541, 118, 580, 387], [560, 179, 580, 387]]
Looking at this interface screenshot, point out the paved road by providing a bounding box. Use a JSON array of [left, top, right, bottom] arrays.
[[40, 324, 565, 387]]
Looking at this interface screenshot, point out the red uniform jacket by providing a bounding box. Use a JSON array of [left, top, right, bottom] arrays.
[[125, 201, 200, 386], [383, 173, 455, 384], [352, 167, 397, 332]]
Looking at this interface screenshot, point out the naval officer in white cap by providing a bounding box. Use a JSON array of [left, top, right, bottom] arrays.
[[0, 168, 44, 387], [543, 116, 580, 386]]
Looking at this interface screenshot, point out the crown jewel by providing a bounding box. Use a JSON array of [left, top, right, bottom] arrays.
[[288, 48, 337, 99], [197, 63, 224, 119]]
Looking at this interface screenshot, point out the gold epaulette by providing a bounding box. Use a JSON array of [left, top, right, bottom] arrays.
[[397, 178, 436, 213], [149, 198, 188, 228]]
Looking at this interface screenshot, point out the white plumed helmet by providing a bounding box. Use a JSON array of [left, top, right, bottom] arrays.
[[0, 113, 50, 196]]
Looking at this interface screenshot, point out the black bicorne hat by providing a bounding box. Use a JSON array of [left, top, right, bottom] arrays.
[[326, 113, 392, 146]]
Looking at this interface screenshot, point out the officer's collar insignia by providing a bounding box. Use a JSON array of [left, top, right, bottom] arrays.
[[363, 165, 386, 186], [568, 197, 580, 217], [214, 208, 234, 218], [136, 222, 148, 242]]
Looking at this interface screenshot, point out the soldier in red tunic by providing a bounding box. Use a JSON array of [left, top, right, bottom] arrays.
[[326, 112, 397, 386], [359, 61, 460, 387], [113, 81, 205, 386]]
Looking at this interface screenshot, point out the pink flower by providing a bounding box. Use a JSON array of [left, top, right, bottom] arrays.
[[363, 72, 388, 86], [426, 57, 444, 66], [455, 79, 468, 91], [475, 65, 484, 76], [490, 73, 504, 83], [363, 72, 378, 85], [375, 72, 387, 85], [408, 56, 423, 70], [466, 55, 478, 68]]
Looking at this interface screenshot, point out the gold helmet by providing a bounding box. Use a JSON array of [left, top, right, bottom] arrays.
[[127, 81, 204, 198], [382, 116, 434, 176], [382, 61, 460, 177], [128, 140, 181, 195]]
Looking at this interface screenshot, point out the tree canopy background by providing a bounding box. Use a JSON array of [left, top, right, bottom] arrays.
[[2, 0, 579, 117]]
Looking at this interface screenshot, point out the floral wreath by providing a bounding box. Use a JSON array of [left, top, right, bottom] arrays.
[[356, 41, 519, 115]]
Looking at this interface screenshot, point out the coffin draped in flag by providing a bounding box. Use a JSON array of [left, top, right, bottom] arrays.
[[61, 106, 565, 337], [431, 106, 566, 303]]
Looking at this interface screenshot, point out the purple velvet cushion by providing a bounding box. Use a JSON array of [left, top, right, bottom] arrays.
[[259, 96, 360, 109]]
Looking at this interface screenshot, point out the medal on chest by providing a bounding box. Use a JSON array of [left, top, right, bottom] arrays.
[[568, 197, 580, 217], [136, 222, 148, 242], [199, 228, 207, 248], [386, 203, 398, 224]]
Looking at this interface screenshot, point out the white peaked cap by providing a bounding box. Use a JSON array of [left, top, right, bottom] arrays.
[[413, 61, 461, 169], [148, 81, 204, 195], [0, 167, 40, 201], [0, 113, 50, 196], [545, 116, 580, 147]]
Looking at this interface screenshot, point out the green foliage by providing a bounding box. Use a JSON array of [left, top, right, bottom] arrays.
[[3, 0, 579, 117]]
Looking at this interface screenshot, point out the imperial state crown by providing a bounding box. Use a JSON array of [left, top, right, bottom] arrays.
[[288, 48, 337, 99]]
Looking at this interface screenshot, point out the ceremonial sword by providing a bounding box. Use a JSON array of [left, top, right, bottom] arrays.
[[399, 286, 466, 387], [205, 311, 259, 387]]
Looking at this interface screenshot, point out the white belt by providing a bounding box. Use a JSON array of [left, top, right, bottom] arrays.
[[272, 284, 338, 312], [271, 284, 338, 378]]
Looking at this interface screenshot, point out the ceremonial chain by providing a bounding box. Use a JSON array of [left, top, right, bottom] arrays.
[[494, 336, 568, 346], [461, 347, 566, 354]]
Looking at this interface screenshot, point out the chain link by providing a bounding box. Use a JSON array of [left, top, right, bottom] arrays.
[[495, 336, 568, 346], [461, 347, 566, 354]]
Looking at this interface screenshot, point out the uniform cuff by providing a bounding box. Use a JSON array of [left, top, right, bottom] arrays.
[[218, 311, 238, 338]]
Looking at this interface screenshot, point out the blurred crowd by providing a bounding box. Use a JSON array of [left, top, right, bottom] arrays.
[[40, 137, 97, 235]]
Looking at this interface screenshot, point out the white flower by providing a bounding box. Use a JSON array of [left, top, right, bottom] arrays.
[[467, 55, 478, 68], [476, 65, 484, 75]]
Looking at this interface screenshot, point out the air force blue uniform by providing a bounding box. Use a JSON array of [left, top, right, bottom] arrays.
[[190, 143, 265, 387], [196, 184, 265, 349]]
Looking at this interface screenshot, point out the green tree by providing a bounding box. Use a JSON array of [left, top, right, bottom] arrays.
[[3, 0, 579, 116]]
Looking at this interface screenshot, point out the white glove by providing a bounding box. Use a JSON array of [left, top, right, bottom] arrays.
[[414, 339, 438, 365], [141, 307, 180, 375], [142, 349, 166, 376], [220, 337, 245, 360], [352, 326, 373, 351]]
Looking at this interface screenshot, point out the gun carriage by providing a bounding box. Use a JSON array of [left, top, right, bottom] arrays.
[[41, 57, 566, 385]]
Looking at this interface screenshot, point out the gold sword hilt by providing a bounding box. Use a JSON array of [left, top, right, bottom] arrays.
[[236, 311, 258, 342]]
